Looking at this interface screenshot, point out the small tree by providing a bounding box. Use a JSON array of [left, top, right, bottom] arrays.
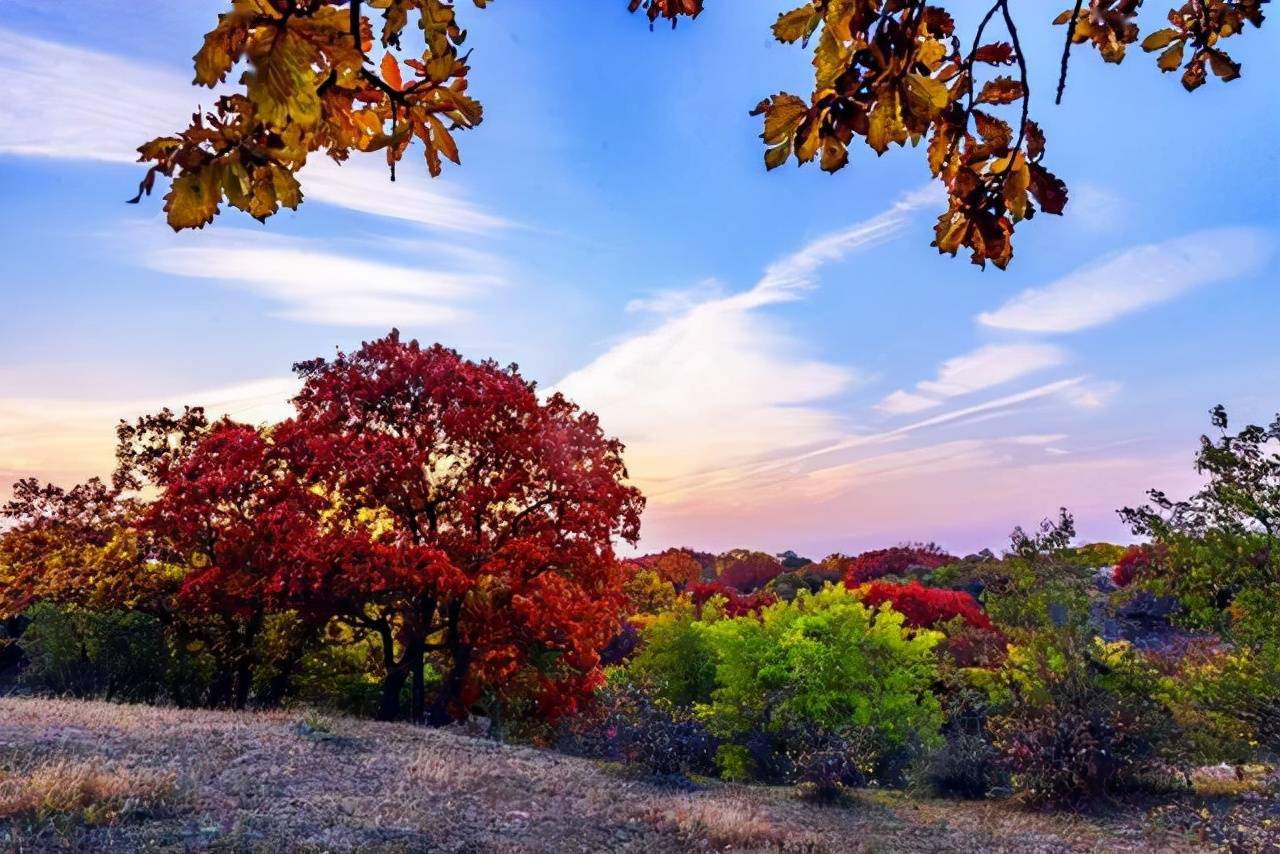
[[1120, 405, 1280, 645]]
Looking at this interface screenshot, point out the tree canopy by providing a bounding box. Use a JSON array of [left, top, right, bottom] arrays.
[[129, 0, 1266, 268]]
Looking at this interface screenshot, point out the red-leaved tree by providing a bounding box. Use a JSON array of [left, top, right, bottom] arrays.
[[1112, 544, 1158, 587], [714, 549, 785, 592], [133, 416, 308, 709], [284, 331, 645, 724], [843, 543, 956, 586], [688, 582, 778, 618], [856, 580, 993, 630]]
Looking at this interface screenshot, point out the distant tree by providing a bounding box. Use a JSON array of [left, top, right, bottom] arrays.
[[714, 549, 785, 592], [842, 543, 955, 586], [647, 547, 710, 589], [284, 330, 644, 724], [776, 550, 813, 569], [856, 580, 993, 630], [132, 1, 1266, 269], [1120, 405, 1280, 645], [688, 582, 778, 618], [0, 478, 150, 623]]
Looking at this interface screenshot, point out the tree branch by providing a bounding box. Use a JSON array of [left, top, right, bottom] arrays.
[[1055, 0, 1085, 104]]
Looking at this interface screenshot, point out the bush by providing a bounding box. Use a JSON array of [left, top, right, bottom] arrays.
[[915, 730, 1004, 799], [628, 605, 718, 707], [687, 583, 776, 618], [789, 725, 874, 801], [1160, 646, 1280, 761], [856, 581, 992, 630], [18, 603, 169, 702], [1112, 544, 1156, 587], [989, 634, 1175, 803], [699, 585, 943, 785], [842, 544, 955, 586], [560, 679, 717, 783]]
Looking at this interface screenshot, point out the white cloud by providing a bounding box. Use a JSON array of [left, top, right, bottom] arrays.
[[875, 390, 940, 415], [978, 227, 1272, 333], [917, 344, 1067, 397], [876, 343, 1067, 414], [142, 229, 500, 327], [556, 192, 933, 502], [1062, 380, 1122, 410], [0, 27, 504, 232], [0, 378, 298, 495]]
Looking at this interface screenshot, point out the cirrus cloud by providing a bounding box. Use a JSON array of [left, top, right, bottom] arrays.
[[977, 227, 1272, 333]]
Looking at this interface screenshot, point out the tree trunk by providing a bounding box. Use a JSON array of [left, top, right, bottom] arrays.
[[373, 619, 406, 721], [379, 660, 410, 721], [409, 639, 426, 724], [427, 644, 472, 727], [232, 656, 253, 710], [208, 667, 234, 708]]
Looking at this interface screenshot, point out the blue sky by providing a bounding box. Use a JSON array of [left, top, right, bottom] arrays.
[[1, 1, 1277, 558]]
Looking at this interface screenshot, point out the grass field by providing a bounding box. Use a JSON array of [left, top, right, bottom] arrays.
[[0, 697, 1275, 852]]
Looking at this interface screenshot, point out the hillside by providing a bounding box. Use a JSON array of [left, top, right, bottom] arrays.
[[0, 698, 1272, 852]]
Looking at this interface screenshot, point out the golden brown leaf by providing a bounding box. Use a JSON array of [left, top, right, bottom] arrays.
[[976, 76, 1024, 105]]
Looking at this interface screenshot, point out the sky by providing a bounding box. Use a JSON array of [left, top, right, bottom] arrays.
[[1, 2, 1277, 559]]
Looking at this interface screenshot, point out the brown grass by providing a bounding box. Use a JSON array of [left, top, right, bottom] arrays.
[[0, 758, 186, 826], [0, 697, 1275, 852]]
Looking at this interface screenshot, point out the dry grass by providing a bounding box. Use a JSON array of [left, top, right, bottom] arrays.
[[0, 697, 1275, 852], [649, 795, 822, 851], [0, 758, 186, 826]]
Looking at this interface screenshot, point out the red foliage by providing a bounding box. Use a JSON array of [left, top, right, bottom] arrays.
[[857, 580, 993, 631], [630, 547, 710, 589], [283, 330, 645, 724], [842, 543, 956, 586], [942, 622, 1009, 668], [143, 421, 300, 621], [1112, 544, 1155, 587], [688, 582, 777, 618], [715, 550, 784, 592]]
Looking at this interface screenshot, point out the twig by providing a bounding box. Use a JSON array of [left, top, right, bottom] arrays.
[[1055, 0, 1085, 104], [1000, 0, 1031, 160]]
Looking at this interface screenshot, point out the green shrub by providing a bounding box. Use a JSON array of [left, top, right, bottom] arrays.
[[1160, 646, 1280, 760], [18, 603, 168, 702], [628, 603, 718, 707], [290, 631, 404, 718], [914, 672, 1006, 799], [698, 584, 943, 785]]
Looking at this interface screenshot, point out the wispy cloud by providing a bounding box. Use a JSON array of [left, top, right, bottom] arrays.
[[141, 229, 501, 327], [663, 376, 1089, 503], [0, 378, 297, 496], [876, 343, 1067, 413], [875, 390, 940, 415], [556, 192, 934, 501], [978, 227, 1272, 333], [0, 28, 505, 232]]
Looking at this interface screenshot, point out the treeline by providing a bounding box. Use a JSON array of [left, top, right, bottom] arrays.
[[2, 332, 1278, 804]]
